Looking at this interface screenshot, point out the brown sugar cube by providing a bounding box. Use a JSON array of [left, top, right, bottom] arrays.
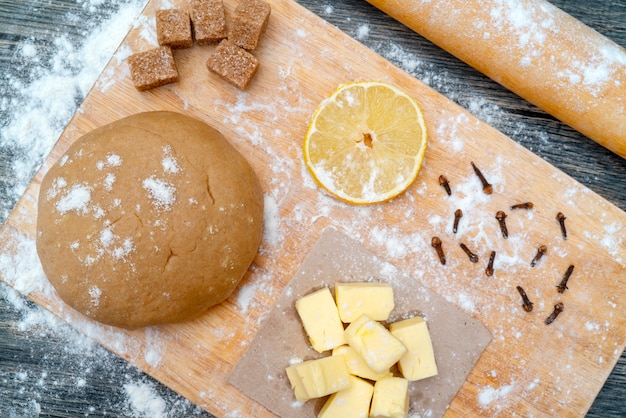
[[156, 9, 193, 49], [128, 46, 180, 91], [229, 0, 271, 50], [206, 40, 259, 90], [191, 0, 228, 45]]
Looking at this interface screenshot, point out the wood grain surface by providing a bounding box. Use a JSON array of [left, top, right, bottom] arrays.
[[0, 0, 625, 417]]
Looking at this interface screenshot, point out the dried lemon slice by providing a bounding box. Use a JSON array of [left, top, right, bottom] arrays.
[[303, 81, 428, 204]]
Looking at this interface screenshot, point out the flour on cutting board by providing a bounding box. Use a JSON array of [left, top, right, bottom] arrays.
[[1, 0, 625, 416], [0, 230, 205, 415], [478, 382, 516, 406], [0, 0, 206, 416], [0, 0, 148, 221]]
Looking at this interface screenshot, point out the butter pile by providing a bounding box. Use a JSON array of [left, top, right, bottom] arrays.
[[285, 282, 438, 418]]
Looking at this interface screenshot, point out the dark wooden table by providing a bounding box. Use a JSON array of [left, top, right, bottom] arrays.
[[1, 0, 624, 416]]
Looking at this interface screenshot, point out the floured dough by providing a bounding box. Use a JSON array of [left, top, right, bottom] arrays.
[[36, 111, 264, 329]]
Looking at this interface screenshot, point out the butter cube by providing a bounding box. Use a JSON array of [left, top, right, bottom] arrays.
[[370, 377, 410, 418], [335, 282, 395, 323], [344, 314, 407, 373], [318, 375, 374, 418], [332, 345, 392, 381], [296, 287, 347, 352], [285, 366, 309, 402], [389, 316, 438, 381], [285, 355, 351, 402]]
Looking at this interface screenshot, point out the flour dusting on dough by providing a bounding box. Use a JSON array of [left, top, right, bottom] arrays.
[[88, 286, 102, 307], [142, 176, 176, 210], [161, 146, 180, 174], [55, 183, 92, 215]]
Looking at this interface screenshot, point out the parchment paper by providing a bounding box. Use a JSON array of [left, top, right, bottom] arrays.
[[230, 228, 492, 417]]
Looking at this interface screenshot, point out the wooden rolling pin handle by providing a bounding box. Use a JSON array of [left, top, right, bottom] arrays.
[[366, 0, 626, 159]]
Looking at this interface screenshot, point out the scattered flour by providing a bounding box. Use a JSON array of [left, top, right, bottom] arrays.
[[142, 176, 176, 210], [0, 232, 47, 296], [1, 0, 624, 416], [526, 378, 540, 390], [356, 24, 370, 40], [123, 382, 168, 418], [106, 155, 121, 168], [104, 172, 116, 191], [0, 0, 206, 416], [0, 0, 148, 221], [454, 292, 477, 313], [144, 327, 164, 368], [88, 285, 102, 306], [236, 283, 257, 315], [161, 156, 180, 174], [0, 231, 203, 416], [585, 321, 601, 332], [55, 183, 92, 215], [161, 146, 180, 174], [46, 176, 67, 200], [478, 383, 516, 406], [262, 194, 281, 247]]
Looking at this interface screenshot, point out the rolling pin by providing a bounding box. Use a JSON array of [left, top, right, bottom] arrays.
[[365, 0, 626, 159]]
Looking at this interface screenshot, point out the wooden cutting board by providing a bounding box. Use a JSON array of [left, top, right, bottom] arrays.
[[1, 0, 625, 416]]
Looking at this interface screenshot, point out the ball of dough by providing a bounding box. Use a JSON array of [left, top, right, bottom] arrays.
[[36, 111, 264, 329]]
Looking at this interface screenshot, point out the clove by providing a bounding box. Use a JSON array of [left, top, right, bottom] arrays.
[[556, 212, 567, 240], [510, 202, 534, 210], [453, 209, 463, 233], [495, 211, 508, 239], [459, 242, 479, 263], [545, 302, 564, 325], [485, 250, 496, 276], [530, 245, 547, 267], [439, 175, 451, 196], [556, 264, 575, 293], [431, 236, 446, 265], [471, 161, 493, 194], [516, 285, 534, 312]]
